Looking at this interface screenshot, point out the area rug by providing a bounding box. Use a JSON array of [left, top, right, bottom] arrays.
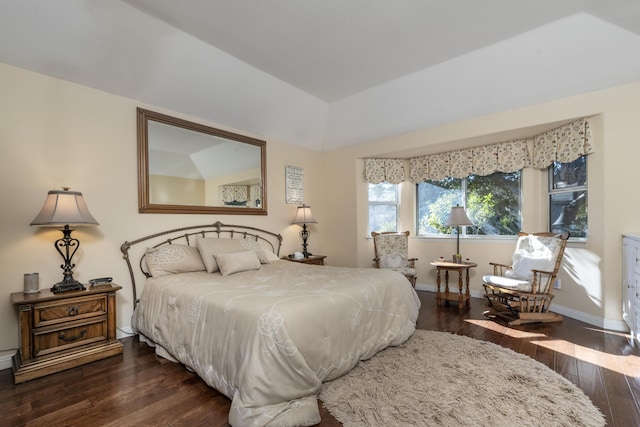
[[320, 330, 605, 427]]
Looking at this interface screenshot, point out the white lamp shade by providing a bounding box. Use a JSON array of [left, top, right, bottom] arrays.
[[444, 206, 473, 227], [30, 188, 99, 227], [291, 204, 317, 225]]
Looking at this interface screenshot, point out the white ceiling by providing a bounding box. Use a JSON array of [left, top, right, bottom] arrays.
[[1, 1, 640, 151]]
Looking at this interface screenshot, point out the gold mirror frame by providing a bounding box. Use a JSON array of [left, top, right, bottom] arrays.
[[137, 108, 267, 215]]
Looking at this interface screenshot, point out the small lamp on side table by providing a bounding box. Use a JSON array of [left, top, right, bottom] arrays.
[[291, 204, 317, 258], [444, 205, 473, 263], [30, 187, 99, 293]]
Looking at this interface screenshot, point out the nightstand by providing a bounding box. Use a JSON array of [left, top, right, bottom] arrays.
[[11, 284, 124, 384], [284, 255, 326, 265]]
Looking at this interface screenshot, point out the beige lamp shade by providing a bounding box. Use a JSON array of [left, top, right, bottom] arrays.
[[30, 188, 99, 227], [291, 204, 317, 225], [444, 205, 473, 227]]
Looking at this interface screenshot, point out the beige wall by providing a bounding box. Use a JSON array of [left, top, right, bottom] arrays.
[[0, 63, 324, 359], [150, 174, 205, 205], [1, 61, 638, 362], [323, 82, 640, 330]]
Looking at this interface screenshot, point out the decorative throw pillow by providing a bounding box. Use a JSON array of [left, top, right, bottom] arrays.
[[196, 237, 245, 273], [238, 238, 277, 264], [262, 249, 281, 262], [504, 235, 561, 281], [216, 250, 262, 276], [145, 245, 205, 278], [380, 254, 407, 269]]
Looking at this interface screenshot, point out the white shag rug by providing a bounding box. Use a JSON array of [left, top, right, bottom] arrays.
[[320, 330, 605, 427]]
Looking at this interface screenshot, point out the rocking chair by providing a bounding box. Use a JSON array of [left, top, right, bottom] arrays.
[[483, 231, 569, 326], [372, 231, 418, 287]]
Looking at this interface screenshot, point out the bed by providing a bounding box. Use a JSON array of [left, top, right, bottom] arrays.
[[121, 222, 420, 427]]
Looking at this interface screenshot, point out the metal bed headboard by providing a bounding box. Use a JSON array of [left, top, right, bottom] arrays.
[[121, 221, 283, 307]]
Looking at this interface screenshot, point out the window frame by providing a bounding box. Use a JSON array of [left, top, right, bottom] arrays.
[[368, 182, 399, 234], [548, 156, 588, 241]]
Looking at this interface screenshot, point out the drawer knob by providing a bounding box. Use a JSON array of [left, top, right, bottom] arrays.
[[66, 306, 79, 316], [58, 329, 87, 342]]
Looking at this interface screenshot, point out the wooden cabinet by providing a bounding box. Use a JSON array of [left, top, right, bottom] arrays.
[[284, 255, 326, 265], [623, 235, 640, 346], [11, 284, 124, 383]]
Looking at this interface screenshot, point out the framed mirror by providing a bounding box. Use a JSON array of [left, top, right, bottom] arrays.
[[137, 108, 267, 215]]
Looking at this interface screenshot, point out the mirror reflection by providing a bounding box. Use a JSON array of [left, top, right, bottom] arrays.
[[138, 108, 267, 215]]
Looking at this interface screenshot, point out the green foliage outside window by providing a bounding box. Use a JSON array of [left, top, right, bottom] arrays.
[[417, 172, 521, 236]]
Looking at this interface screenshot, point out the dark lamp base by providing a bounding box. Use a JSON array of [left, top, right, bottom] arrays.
[[51, 281, 86, 293]]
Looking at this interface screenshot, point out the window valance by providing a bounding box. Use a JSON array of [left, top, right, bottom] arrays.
[[363, 117, 593, 184], [363, 158, 406, 184], [222, 185, 248, 203], [532, 118, 593, 168], [408, 139, 529, 182]]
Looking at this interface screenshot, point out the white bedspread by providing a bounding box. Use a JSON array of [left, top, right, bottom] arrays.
[[132, 260, 420, 426]]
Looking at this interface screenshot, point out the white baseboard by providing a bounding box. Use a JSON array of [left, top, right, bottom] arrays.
[[415, 282, 628, 332], [117, 326, 136, 340], [0, 353, 12, 370]]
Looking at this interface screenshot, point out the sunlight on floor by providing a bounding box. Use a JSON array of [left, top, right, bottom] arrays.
[[531, 338, 640, 377], [465, 318, 547, 338], [465, 319, 640, 377]]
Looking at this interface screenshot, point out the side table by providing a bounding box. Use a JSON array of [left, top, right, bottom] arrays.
[[431, 260, 477, 310], [283, 255, 326, 265], [11, 284, 124, 383]]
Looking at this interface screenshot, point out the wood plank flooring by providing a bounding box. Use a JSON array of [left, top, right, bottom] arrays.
[[1, 291, 639, 426]]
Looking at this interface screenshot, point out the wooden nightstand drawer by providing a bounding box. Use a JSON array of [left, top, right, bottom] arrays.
[[33, 295, 107, 328], [33, 317, 108, 357], [11, 284, 124, 383]]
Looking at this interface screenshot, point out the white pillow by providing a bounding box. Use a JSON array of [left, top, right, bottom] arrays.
[[262, 249, 280, 262], [216, 250, 262, 276], [380, 254, 407, 269], [238, 238, 277, 264], [145, 245, 205, 278], [196, 237, 245, 273], [504, 235, 561, 281]]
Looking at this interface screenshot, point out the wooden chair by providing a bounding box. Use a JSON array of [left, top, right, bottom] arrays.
[[483, 231, 569, 326], [372, 231, 417, 287]]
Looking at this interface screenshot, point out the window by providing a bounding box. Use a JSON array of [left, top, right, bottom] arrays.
[[549, 155, 587, 239], [368, 183, 398, 234], [417, 171, 522, 236]]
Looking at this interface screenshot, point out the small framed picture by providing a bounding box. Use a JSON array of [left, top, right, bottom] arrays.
[[285, 165, 304, 204]]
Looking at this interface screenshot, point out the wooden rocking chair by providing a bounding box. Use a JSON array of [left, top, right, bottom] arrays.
[[483, 231, 569, 326], [372, 231, 418, 287]]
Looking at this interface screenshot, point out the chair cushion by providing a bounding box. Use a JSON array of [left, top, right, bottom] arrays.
[[483, 274, 532, 292], [504, 234, 563, 281], [390, 267, 416, 277]]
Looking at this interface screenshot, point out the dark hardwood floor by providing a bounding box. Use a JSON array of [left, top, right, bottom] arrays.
[[2, 291, 639, 426]]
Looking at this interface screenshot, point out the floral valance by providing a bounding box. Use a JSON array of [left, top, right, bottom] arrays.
[[363, 117, 593, 184], [409, 139, 529, 182], [533, 118, 594, 168], [222, 185, 248, 203], [363, 158, 406, 184]]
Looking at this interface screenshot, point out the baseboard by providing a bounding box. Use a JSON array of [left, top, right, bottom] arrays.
[[415, 282, 628, 332], [550, 303, 628, 332], [117, 326, 136, 340], [0, 353, 12, 370]]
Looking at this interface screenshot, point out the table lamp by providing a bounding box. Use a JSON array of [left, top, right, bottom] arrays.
[[30, 188, 99, 293], [291, 204, 317, 258], [444, 205, 473, 262]]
